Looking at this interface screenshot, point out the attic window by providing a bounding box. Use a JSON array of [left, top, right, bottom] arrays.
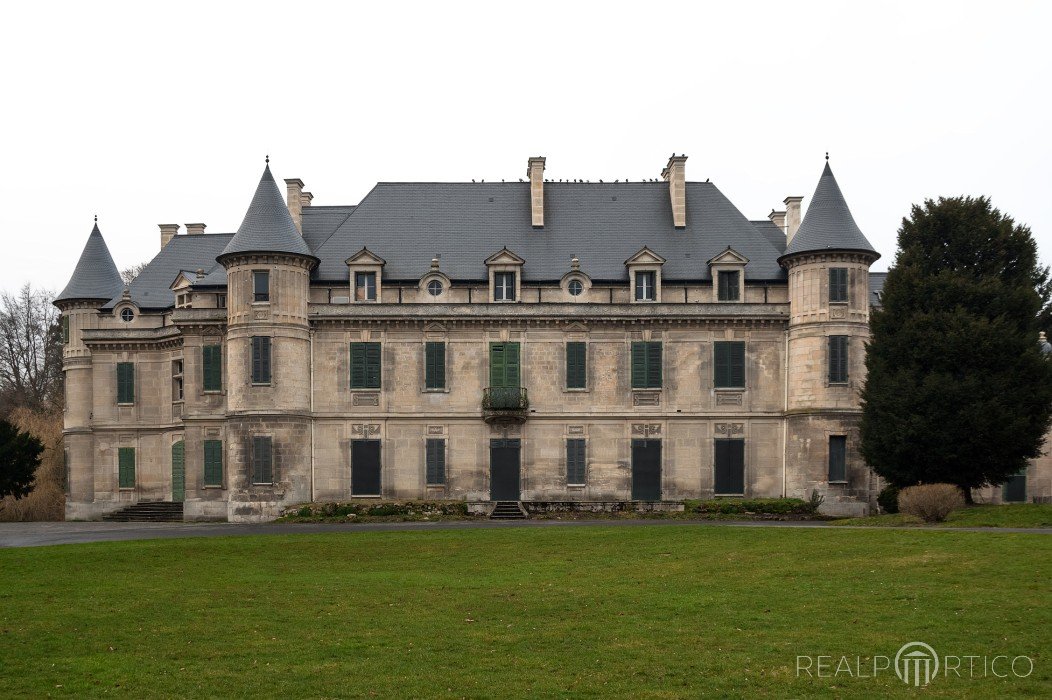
[[427, 280, 444, 296], [120, 308, 134, 322], [176, 293, 191, 309], [568, 280, 583, 296]]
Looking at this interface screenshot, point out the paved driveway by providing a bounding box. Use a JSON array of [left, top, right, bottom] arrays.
[[1, 519, 1049, 548]]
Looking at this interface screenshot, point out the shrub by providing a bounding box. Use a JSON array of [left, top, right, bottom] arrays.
[[898, 483, 964, 522], [685, 498, 814, 516], [878, 485, 900, 514]]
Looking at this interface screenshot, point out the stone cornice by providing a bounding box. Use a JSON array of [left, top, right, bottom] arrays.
[[82, 326, 182, 350]]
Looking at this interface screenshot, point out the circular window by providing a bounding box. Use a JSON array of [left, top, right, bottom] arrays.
[[120, 308, 134, 322], [568, 279, 584, 296], [427, 280, 444, 296]]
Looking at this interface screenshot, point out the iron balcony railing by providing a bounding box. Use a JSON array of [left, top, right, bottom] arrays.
[[482, 387, 529, 411]]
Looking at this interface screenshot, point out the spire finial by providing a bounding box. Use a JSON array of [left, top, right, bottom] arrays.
[[825, 151, 829, 161], [265, 154, 270, 165], [94, 214, 97, 223]]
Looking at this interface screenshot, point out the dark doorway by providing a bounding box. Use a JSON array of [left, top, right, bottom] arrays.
[[714, 438, 745, 495], [631, 439, 661, 500], [351, 440, 382, 496], [490, 439, 521, 500], [1003, 469, 1027, 503]]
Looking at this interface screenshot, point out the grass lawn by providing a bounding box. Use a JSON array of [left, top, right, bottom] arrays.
[[832, 503, 1052, 528], [0, 526, 1049, 698]]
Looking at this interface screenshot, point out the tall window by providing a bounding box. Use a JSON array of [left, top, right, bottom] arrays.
[[61, 316, 69, 344], [116, 362, 135, 404], [425, 342, 445, 390], [216, 293, 227, 309], [635, 271, 656, 301], [203, 345, 222, 392], [631, 341, 662, 389], [714, 341, 745, 389], [494, 272, 516, 301], [253, 271, 270, 302], [204, 440, 223, 487], [350, 342, 382, 389], [829, 268, 849, 303], [118, 447, 136, 488], [566, 438, 586, 485], [426, 438, 446, 485], [828, 336, 849, 384], [251, 336, 272, 385], [566, 342, 586, 389], [828, 435, 847, 482], [172, 359, 184, 401], [355, 271, 377, 301], [717, 270, 740, 301], [252, 436, 273, 484]]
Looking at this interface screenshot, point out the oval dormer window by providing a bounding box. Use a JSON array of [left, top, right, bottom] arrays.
[[568, 280, 584, 296], [120, 308, 134, 322], [427, 280, 444, 296]]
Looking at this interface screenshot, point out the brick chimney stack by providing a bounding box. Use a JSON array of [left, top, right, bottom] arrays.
[[527, 156, 545, 228], [159, 224, 179, 249], [285, 178, 306, 233], [661, 154, 687, 228]]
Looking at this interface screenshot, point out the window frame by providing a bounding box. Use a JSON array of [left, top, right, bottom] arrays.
[[630, 341, 663, 389], [118, 446, 136, 489], [350, 342, 382, 390], [494, 271, 517, 302], [566, 341, 587, 390], [427, 279, 444, 297], [116, 362, 135, 404], [829, 267, 849, 303], [203, 439, 224, 488], [828, 335, 849, 384], [251, 436, 273, 485], [566, 438, 586, 485], [828, 435, 847, 483], [635, 270, 657, 302], [713, 341, 746, 389], [171, 358, 184, 401], [717, 270, 741, 302], [202, 344, 223, 392], [251, 336, 272, 385], [425, 438, 446, 486], [424, 341, 446, 391], [355, 271, 378, 302], [252, 270, 270, 303]]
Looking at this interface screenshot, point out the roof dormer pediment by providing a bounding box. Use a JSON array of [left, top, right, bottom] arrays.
[[707, 247, 749, 266], [345, 247, 386, 266], [624, 246, 666, 266], [484, 247, 525, 266]]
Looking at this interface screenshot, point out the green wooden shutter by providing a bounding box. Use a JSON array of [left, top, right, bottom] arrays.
[[62, 316, 69, 344], [566, 342, 586, 389], [567, 438, 586, 484], [203, 345, 222, 391], [350, 343, 366, 388], [489, 344, 505, 388], [714, 341, 746, 388], [505, 343, 520, 388], [252, 337, 271, 384], [631, 342, 646, 388], [252, 436, 272, 484], [118, 447, 135, 488], [204, 440, 223, 487], [828, 436, 847, 482], [364, 342, 382, 388], [426, 438, 446, 484], [646, 342, 662, 388], [117, 362, 134, 403], [829, 268, 848, 302], [829, 336, 848, 383], [425, 342, 445, 390]]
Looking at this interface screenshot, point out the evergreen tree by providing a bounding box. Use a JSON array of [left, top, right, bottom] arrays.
[[0, 418, 43, 504], [861, 196, 1052, 502]]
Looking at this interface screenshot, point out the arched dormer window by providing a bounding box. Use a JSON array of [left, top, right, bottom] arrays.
[[419, 257, 451, 302], [560, 256, 592, 302]]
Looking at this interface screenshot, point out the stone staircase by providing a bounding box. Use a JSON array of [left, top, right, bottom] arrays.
[[102, 501, 184, 522], [489, 501, 528, 520]]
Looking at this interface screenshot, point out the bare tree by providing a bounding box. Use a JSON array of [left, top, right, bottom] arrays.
[[121, 262, 149, 285], [0, 284, 63, 413]]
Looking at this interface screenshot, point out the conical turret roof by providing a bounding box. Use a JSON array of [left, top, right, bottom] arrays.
[[217, 163, 315, 263], [55, 221, 124, 303], [782, 162, 879, 259]]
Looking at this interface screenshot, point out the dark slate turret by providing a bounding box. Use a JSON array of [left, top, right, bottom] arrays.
[[781, 162, 879, 260], [217, 163, 316, 263], [55, 221, 124, 303]]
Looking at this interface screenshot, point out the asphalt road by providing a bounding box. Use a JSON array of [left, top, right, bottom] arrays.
[[1, 518, 1049, 548]]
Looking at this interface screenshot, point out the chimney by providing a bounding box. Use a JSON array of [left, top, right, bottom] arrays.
[[661, 154, 687, 228], [185, 222, 206, 236], [768, 209, 787, 233], [285, 178, 305, 233], [159, 224, 179, 249], [301, 191, 313, 209], [784, 196, 803, 243], [527, 157, 545, 228]]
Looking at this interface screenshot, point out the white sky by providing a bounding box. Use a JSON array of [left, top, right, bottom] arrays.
[[2, 0, 1049, 292]]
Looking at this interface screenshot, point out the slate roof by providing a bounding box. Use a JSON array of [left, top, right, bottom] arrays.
[[217, 165, 315, 261], [782, 162, 879, 259], [102, 233, 233, 310], [869, 271, 888, 307], [55, 222, 124, 303], [313, 181, 788, 282]]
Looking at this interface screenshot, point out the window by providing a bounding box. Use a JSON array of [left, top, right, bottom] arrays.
[[568, 279, 583, 296], [635, 271, 656, 301], [829, 268, 849, 303], [253, 271, 270, 302], [355, 271, 377, 301], [61, 316, 69, 344], [172, 359, 184, 401], [426, 438, 446, 485], [350, 342, 382, 389], [631, 341, 662, 389], [252, 436, 273, 484], [116, 362, 135, 404], [204, 440, 223, 487], [216, 293, 227, 309], [714, 341, 745, 389], [251, 336, 272, 385], [828, 335, 849, 383], [118, 447, 135, 488], [566, 342, 586, 389], [566, 438, 586, 485], [828, 435, 847, 482], [494, 272, 516, 301], [120, 308, 134, 322], [489, 343, 521, 392], [203, 345, 222, 392], [176, 293, 190, 308], [717, 270, 740, 301], [425, 342, 445, 390], [427, 280, 444, 296]]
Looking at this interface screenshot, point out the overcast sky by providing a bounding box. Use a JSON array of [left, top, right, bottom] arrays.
[[2, 0, 1049, 292]]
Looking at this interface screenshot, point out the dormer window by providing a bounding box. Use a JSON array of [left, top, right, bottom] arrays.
[[485, 248, 525, 303], [495, 272, 517, 301], [635, 271, 656, 302], [568, 280, 583, 296], [120, 308, 134, 322], [427, 280, 444, 296], [625, 247, 665, 304], [355, 271, 377, 301], [253, 271, 270, 302], [346, 247, 386, 304], [560, 256, 591, 302], [707, 247, 748, 303], [717, 271, 740, 301]]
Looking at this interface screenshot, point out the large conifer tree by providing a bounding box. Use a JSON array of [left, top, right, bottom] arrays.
[[861, 196, 1052, 501]]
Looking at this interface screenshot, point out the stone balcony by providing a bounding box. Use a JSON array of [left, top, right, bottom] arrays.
[[482, 387, 529, 425]]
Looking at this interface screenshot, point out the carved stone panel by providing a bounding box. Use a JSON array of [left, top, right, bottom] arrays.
[[352, 423, 382, 437], [567, 425, 585, 435], [352, 392, 379, 406], [427, 425, 445, 436], [829, 304, 847, 319], [631, 423, 662, 438], [716, 392, 743, 406], [633, 392, 660, 407], [714, 422, 745, 436]]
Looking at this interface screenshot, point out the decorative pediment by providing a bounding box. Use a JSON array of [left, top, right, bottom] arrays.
[[169, 271, 196, 291], [624, 246, 666, 266], [345, 247, 386, 266], [563, 321, 589, 333], [707, 247, 749, 266], [484, 247, 525, 266]]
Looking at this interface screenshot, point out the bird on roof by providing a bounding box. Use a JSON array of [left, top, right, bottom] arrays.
[[472, 179, 476, 183]]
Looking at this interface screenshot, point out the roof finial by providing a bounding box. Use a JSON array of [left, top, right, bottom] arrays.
[[825, 151, 829, 161], [94, 214, 97, 223], [265, 154, 270, 165]]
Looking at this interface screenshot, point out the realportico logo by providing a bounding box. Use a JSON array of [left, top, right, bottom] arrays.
[[796, 641, 1034, 687]]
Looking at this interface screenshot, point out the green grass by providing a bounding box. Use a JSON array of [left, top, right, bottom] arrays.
[[1, 527, 1049, 698], [832, 503, 1052, 528]]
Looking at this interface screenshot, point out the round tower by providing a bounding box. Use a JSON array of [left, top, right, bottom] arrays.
[[54, 219, 125, 519], [780, 160, 880, 515], [216, 161, 318, 522]]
